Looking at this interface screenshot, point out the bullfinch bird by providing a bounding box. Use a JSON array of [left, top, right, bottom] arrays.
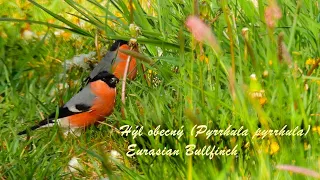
[[18, 71, 119, 135], [84, 40, 137, 85]]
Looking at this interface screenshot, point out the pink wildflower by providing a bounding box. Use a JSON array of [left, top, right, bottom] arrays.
[[265, 1, 282, 28], [185, 16, 220, 53]]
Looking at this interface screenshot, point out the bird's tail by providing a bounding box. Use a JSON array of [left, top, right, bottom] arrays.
[[18, 118, 54, 135]]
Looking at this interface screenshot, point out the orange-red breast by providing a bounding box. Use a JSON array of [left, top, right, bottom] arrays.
[[18, 71, 119, 135], [85, 40, 137, 84]]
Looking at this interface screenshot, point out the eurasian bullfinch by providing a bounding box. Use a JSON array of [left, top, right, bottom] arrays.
[[84, 40, 137, 84], [18, 71, 119, 135]]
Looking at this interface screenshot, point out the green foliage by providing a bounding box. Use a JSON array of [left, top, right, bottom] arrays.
[[0, 0, 320, 179]]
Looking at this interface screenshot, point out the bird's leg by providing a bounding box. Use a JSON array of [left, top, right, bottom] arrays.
[[63, 127, 82, 137]]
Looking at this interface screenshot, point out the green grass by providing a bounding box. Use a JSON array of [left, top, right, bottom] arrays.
[[1, 0, 320, 179]]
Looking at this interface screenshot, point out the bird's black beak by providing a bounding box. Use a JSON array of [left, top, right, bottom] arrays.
[[109, 77, 119, 88]]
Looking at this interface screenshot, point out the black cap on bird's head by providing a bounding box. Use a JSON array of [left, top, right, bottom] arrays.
[[109, 40, 128, 51], [90, 71, 119, 88]]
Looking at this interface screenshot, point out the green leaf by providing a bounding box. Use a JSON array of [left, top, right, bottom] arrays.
[[27, 0, 93, 37]]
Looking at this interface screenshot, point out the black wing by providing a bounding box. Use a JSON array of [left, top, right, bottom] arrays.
[[18, 104, 91, 135]]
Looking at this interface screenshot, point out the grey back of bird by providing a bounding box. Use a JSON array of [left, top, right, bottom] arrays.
[[89, 50, 116, 80], [64, 84, 96, 111]]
